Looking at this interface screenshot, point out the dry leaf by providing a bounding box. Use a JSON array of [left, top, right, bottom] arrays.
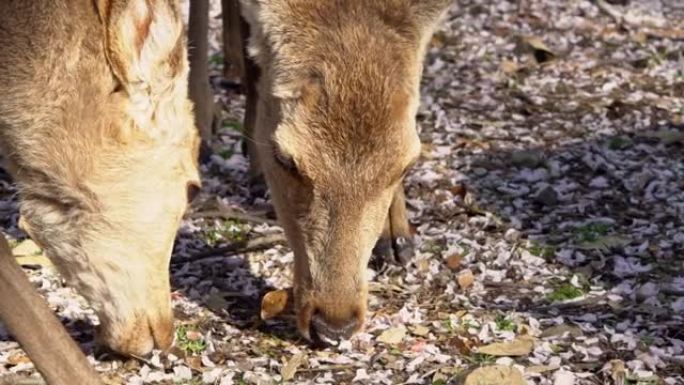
[[553, 369, 576, 385], [499, 59, 519, 74], [205, 292, 229, 313], [15, 255, 53, 268], [632, 31, 648, 44], [377, 326, 407, 344], [449, 336, 474, 355], [540, 324, 583, 338], [260, 289, 291, 320], [7, 352, 31, 366], [476, 336, 535, 356], [447, 254, 462, 270], [450, 184, 467, 199], [12, 239, 41, 256], [464, 366, 525, 385], [281, 353, 307, 381], [520, 35, 556, 63], [185, 330, 203, 342], [446, 253, 462, 270], [185, 356, 203, 371], [457, 269, 475, 290], [409, 325, 430, 337], [526, 364, 560, 374], [609, 359, 626, 385], [410, 339, 427, 353]]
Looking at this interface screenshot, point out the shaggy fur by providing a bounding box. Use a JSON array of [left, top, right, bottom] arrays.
[[240, 0, 450, 340], [0, 0, 200, 355]]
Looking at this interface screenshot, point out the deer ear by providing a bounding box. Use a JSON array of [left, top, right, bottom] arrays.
[[96, 0, 186, 94]]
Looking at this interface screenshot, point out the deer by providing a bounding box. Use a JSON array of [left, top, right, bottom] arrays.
[[0, 0, 200, 356], [186, 0, 451, 343]]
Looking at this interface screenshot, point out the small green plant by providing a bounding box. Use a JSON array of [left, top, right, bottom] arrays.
[[494, 315, 517, 332], [218, 148, 234, 159], [527, 242, 556, 258], [6, 238, 18, 249], [548, 283, 585, 302], [442, 319, 454, 332], [175, 325, 207, 355], [422, 239, 447, 255], [222, 119, 243, 132], [203, 219, 248, 246], [209, 53, 223, 66], [461, 319, 479, 332], [608, 135, 632, 150], [639, 335, 655, 349], [574, 222, 612, 243], [464, 353, 496, 366]]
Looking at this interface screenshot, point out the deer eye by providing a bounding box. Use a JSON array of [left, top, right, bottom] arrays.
[[273, 147, 298, 174], [186, 182, 201, 203]]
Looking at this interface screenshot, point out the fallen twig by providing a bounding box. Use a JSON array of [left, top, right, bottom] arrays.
[[171, 233, 287, 265], [298, 364, 361, 373]]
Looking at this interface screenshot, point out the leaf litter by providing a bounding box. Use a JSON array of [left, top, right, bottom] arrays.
[[0, 0, 683, 384]]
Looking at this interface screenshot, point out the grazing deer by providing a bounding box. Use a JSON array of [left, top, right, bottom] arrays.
[[0, 0, 200, 356], [232, 0, 451, 342]]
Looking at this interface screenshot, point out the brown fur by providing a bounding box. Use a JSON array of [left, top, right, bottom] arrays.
[[240, 0, 450, 340], [0, 0, 199, 355]]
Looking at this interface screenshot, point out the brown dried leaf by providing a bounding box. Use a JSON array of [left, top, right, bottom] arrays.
[[609, 359, 626, 384], [540, 324, 583, 338], [281, 353, 307, 382], [450, 184, 467, 199], [500, 59, 519, 74], [7, 352, 31, 365], [526, 364, 560, 374], [185, 355, 203, 371], [15, 255, 53, 268], [476, 336, 535, 356], [446, 253, 462, 270], [464, 366, 525, 385], [260, 289, 290, 320], [457, 269, 475, 290], [409, 325, 430, 337], [449, 336, 474, 355], [377, 326, 407, 344], [12, 239, 41, 256], [520, 35, 556, 63]]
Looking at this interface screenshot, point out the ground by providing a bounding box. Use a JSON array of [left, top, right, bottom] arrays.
[[0, 0, 683, 384]]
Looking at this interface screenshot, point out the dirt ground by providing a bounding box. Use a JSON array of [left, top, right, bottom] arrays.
[[0, 0, 683, 384]]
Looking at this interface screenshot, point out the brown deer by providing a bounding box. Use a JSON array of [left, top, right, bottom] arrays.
[[0, 0, 200, 356], [228, 0, 451, 343]]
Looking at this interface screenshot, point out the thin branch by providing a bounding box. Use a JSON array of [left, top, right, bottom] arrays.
[[171, 233, 287, 265]]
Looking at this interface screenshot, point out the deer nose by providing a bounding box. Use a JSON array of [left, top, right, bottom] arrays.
[[310, 310, 360, 345]]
